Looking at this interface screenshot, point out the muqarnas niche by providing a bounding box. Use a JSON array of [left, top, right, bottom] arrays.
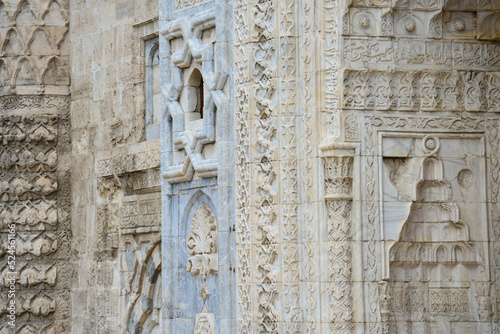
[[381, 133, 492, 333]]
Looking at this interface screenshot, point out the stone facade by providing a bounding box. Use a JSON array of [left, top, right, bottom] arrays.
[[1, 0, 500, 333], [0, 0, 71, 332]]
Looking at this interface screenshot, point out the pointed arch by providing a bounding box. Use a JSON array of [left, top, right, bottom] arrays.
[[125, 239, 162, 334], [54, 27, 69, 51], [422, 157, 442, 180], [42, 56, 69, 86], [13, 0, 37, 26], [0, 59, 12, 87], [27, 27, 54, 56], [453, 245, 464, 262], [435, 245, 447, 262], [181, 189, 217, 235], [147, 42, 159, 67], [41, 0, 67, 26], [3, 28, 24, 57], [185, 67, 204, 120], [0, 1, 12, 28], [14, 56, 39, 86]]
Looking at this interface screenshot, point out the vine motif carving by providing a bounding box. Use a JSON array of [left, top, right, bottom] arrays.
[[186, 204, 218, 302], [301, 0, 319, 330], [324, 157, 353, 199], [378, 281, 391, 334]]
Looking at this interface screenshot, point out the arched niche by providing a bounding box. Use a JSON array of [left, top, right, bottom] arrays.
[[145, 38, 160, 141], [14, 0, 37, 27], [181, 190, 217, 237], [42, 0, 67, 26], [182, 67, 205, 124], [0, 59, 12, 88], [42, 57, 69, 86], [388, 155, 483, 333], [171, 190, 220, 331], [15, 57, 38, 86], [3, 28, 24, 57]]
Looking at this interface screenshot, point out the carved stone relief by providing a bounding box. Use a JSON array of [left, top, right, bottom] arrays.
[[343, 70, 500, 112], [323, 153, 355, 333], [0, 4, 69, 329], [96, 143, 162, 333], [121, 236, 161, 334], [193, 306, 217, 334], [360, 115, 497, 333], [156, 0, 500, 333], [0, 101, 71, 333], [385, 136, 487, 332], [186, 204, 218, 302], [160, 9, 227, 183], [0, 0, 70, 96]]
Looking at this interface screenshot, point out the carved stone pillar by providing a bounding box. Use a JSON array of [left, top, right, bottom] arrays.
[[322, 146, 355, 333]]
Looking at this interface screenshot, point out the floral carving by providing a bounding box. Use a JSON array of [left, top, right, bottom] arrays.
[[186, 204, 218, 302]]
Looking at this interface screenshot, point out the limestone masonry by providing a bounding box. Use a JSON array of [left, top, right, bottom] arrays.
[[1, 0, 500, 333]]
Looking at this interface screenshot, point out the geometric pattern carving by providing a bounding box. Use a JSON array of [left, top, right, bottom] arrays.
[[160, 10, 228, 183], [251, 0, 278, 331], [233, 0, 252, 331]]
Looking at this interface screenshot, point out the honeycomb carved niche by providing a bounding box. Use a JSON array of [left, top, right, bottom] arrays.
[[380, 132, 491, 332]]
